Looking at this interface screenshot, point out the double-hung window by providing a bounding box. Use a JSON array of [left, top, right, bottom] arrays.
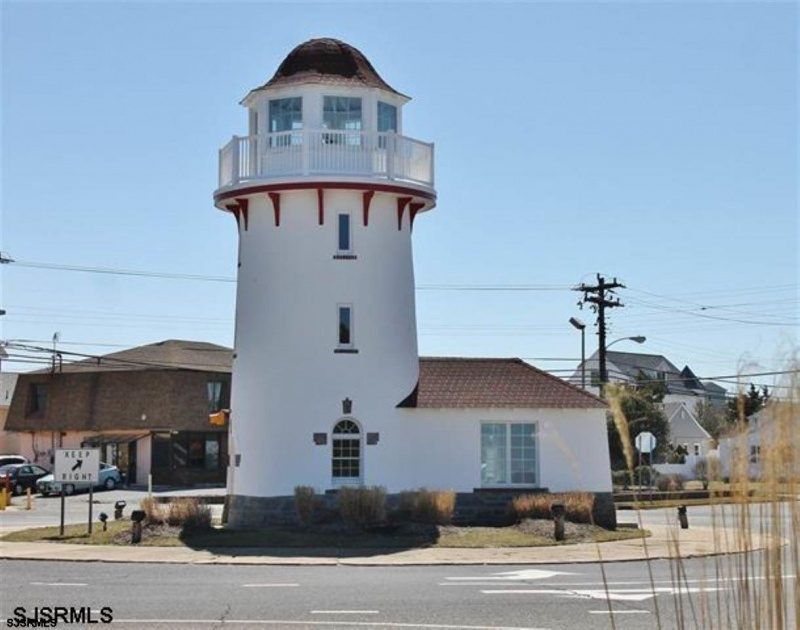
[[481, 422, 538, 486], [338, 305, 353, 348]]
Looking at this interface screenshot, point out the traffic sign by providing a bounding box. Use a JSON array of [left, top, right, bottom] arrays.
[[635, 431, 657, 454], [54, 448, 100, 484]]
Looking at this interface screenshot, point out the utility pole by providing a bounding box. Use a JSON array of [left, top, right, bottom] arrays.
[[574, 274, 625, 397]]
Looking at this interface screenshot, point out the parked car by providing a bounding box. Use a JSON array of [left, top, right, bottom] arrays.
[[0, 463, 51, 495], [37, 462, 122, 496], [0, 455, 28, 468]]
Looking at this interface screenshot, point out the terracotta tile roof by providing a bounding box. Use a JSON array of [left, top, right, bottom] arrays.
[[400, 358, 607, 409], [249, 38, 405, 98]]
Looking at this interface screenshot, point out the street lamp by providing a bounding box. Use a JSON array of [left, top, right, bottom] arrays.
[[569, 317, 586, 390], [606, 335, 646, 350]]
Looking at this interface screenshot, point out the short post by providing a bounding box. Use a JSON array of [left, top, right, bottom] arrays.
[[130, 510, 145, 544], [677, 505, 689, 529], [25, 487, 32, 510], [551, 503, 566, 542], [0, 488, 6, 511], [88, 485, 94, 534], [59, 487, 66, 537]]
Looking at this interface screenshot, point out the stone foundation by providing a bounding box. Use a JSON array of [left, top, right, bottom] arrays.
[[226, 489, 617, 531]]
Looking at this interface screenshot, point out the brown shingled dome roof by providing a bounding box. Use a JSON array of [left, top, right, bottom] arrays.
[[253, 38, 404, 97]]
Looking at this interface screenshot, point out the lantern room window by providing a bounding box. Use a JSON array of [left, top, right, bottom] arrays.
[[269, 97, 302, 147], [378, 101, 397, 133], [269, 97, 303, 132], [323, 96, 362, 145]]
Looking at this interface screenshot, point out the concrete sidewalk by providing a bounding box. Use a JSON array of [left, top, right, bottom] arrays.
[[0, 524, 776, 566]]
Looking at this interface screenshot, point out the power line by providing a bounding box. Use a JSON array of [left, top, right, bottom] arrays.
[[3, 257, 571, 292]]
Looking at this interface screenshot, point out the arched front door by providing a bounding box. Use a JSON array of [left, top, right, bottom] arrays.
[[332, 419, 362, 486]]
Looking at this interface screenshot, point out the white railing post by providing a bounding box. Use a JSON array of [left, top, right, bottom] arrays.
[[231, 136, 240, 185], [429, 142, 435, 186], [387, 134, 396, 181], [302, 130, 310, 176]]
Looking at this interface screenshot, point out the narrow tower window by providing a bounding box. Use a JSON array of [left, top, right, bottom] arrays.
[[337, 213, 352, 252], [338, 305, 353, 347]]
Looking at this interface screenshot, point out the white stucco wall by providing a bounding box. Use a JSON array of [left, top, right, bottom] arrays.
[[230, 188, 421, 498]]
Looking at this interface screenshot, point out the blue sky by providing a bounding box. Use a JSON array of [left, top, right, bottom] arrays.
[[1, 1, 797, 391]]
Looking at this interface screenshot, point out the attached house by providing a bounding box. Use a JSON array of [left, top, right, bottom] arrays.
[[717, 406, 799, 481], [663, 402, 713, 460], [5, 340, 231, 487], [576, 351, 728, 411]]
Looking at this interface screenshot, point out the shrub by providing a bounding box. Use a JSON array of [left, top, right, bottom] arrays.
[[612, 470, 631, 489], [294, 486, 317, 527], [412, 489, 456, 525], [693, 457, 721, 489], [140, 497, 166, 525], [338, 486, 386, 529], [140, 497, 212, 531], [178, 500, 213, 532], [633, 465, 658, 487], [396, 491, 417, 518], [655, 473, 686, 492], [509, 492, 595, 524]]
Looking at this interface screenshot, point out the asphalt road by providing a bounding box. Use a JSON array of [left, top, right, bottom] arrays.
[[0, 555, 796, 629], [1, 496, 797, 629]]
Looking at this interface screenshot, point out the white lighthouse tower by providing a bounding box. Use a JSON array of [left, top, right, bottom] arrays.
[[213, 38, 435, 526]]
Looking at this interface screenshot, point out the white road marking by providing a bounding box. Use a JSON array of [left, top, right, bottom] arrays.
[[446, 569, 574, 582], [242, 583, 300, 588], [481, 586, 724, 602], [30, 582, 87, 586], [311, 610, 380, 615], [112, 620, 551, 629]]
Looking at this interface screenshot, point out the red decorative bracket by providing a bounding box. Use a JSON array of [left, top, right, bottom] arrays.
[[397, 197, 412, 231], [363, 190, 375, 227], [409, 202, 424, 232], [225, 203, 241, 229], [235, 198, 249, 231], [317, 189, 324, 226], [268, 192, 281, 227]]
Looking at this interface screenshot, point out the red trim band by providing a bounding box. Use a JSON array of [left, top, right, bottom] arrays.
[[215, 181, 435, 206]]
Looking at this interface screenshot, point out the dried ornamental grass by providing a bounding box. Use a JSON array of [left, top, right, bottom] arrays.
[[294, 486, 317, 527], [412, 489, 456, 525], [338, 486, 386, 528], [509, 492, 594, 524]]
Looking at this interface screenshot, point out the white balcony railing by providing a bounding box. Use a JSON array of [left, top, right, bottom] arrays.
[[217, 130, 434, 189]]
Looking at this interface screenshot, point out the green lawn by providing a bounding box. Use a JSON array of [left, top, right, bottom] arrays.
[[1, 520, 648, 549]]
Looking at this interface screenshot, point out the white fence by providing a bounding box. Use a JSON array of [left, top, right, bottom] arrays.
[[218, 130, 434, 189]]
